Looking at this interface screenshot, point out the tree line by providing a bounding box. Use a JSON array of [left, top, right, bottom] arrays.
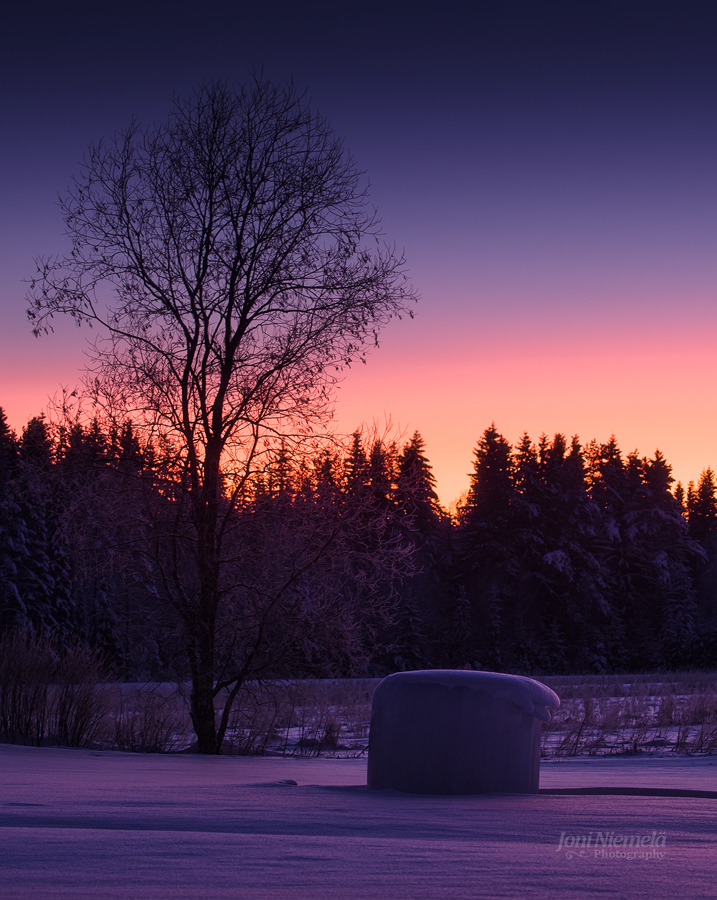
[[3, 410, 717, 679], [454, 426, 717, 674]]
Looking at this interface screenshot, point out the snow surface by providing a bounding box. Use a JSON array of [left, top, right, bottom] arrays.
[[2, 745, 717, 899]]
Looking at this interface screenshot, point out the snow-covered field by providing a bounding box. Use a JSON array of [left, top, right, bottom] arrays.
[[2, 744, 716, 899], [96, 675, 717, 758]]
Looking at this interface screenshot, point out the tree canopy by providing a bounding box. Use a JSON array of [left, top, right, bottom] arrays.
[[26, 78, 415, 752]]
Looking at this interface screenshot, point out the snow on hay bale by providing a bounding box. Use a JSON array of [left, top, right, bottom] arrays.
[[367, 670, 560, 794]]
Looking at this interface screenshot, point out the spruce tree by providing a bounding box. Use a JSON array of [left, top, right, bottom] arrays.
[[391, 433, 447, 667], [396, 432, 441, 531], [16, 417, 57, 634], [509, 432, 548, 666], [0, 409, 28, 632], [642, 451, 701, 666], [685, 469, 717, 662], [687, 469, 717, 541], [367, 439, 396, 513], [559, 436, 615, 670], [344, 431, 368, 493], [458, 425, 516, 667]]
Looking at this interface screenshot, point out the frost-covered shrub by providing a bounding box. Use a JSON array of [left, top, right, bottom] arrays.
[[0, 632, 110, 746], [112, 685, 191, 752]]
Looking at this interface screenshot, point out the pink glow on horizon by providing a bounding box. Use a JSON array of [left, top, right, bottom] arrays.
[[331, 327, 717, 506], [3, 310, 717, 509]]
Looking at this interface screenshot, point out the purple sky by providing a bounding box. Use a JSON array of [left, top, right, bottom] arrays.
[[2, 1, 717, 503]]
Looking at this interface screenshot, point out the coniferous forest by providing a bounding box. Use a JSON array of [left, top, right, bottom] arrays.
[[2, 407, 717, 678]]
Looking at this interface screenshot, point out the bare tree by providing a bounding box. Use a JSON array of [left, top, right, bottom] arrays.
[[28, 77, 415, 752]]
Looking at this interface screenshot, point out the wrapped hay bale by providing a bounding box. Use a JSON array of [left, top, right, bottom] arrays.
[[367, 670, 560, 794]]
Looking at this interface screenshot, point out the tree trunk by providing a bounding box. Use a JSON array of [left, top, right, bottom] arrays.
[[190, 650, 218, 753], [189, 442, 222, 753]]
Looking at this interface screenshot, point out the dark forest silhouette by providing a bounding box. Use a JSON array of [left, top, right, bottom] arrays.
[[3, 408, 717, 677]]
